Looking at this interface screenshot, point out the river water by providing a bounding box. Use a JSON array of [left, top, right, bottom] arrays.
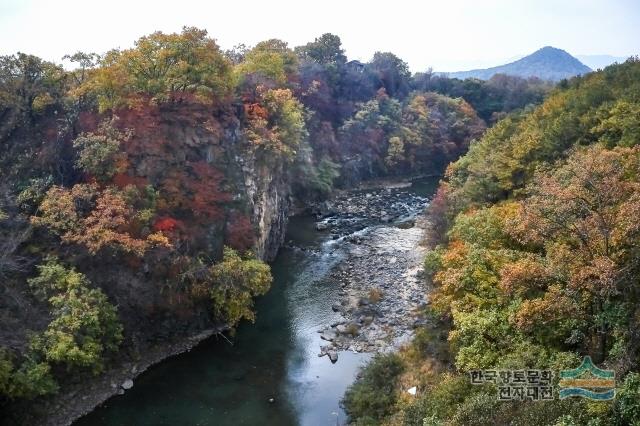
[[75, 178, 437, 426]]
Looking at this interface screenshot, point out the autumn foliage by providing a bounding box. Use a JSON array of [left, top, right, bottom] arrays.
[[32, 184, 170, 256], [413, 59, 640, 424], [153, 216, 182, 233], [345, 59, 640, 426], [84, 27, 234, 112], [224, 214, 255, 252]]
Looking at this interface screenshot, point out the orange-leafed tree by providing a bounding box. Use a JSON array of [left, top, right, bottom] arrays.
[[224, 214, 255, 252], [508, 145, 640, 360], [32, 185, 169, 256]]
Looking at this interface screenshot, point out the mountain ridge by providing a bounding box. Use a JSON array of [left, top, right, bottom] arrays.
[[447, 46, 591, 81]]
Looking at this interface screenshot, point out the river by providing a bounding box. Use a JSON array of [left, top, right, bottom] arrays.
[[75, 178, 438, 426]]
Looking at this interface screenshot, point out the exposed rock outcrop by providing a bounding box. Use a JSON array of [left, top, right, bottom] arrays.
[[241, 162, 291, 262]]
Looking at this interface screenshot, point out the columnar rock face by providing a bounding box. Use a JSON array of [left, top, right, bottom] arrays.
[[0, 101, 297, 424], [117, 104, 293, 263], [241, 162, 291, 262], [1, 101, 295, 347]]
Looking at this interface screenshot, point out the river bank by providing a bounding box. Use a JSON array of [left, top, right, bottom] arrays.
[[29, 327, 228, 426]]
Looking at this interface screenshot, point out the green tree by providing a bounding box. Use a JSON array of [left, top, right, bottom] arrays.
[[0, 53, 65, 118], [295, 33, 346, 66], [1, 354, 58, 399], [342, 353, 404, 423], [298, 156, 341, 197], [370, 51, 411, 98], [208, 247, 272, 325], [28, 259, 123, 373], [614, 373, 640, 425], [295, 33, 347, 95], [86, 27, 234, 110], [237, 39, 298, 86], [592, 99, 640, 148], [73, 117, 131, 181]]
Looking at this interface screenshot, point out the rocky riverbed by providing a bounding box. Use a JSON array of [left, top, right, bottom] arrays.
[[304, 186, 432, 363], [311, 184, 427, 237]]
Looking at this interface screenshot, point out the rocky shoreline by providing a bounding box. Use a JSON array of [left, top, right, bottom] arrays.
[[32, 327, 227, 426], [308, 185, 432, 363]]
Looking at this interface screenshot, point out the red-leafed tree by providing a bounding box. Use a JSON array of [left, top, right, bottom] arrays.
[[224, 214, 255, 252]]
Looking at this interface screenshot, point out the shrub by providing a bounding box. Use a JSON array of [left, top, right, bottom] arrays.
[[368, 288, 384, 304], [346, 323, 360, 336], [0, 349, 13, 396], [343, 353, 404, 423], [32, 185, 170, 256], [73, 118, 130, 182], [16, 176, 53, 214], [614, 372, 640, 425], [449, 392, 501, 425], [0, 349, 58, 399], [28, 259, 123, 373], [6, 359, 58, 399], [307, 157, 341, 196]]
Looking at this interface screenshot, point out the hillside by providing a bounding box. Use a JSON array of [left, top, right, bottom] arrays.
[[448, 46, 592, 81], [344, 58, 640, 425]]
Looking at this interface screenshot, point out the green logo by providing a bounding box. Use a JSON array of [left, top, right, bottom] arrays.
[[559, 356, 615, 400]]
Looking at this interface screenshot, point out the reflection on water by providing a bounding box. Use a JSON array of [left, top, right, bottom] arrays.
[[281, 219, 373, 425], [410, 175, 441, 198]]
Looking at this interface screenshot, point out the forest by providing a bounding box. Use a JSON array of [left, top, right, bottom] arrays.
[[0, 25, 632, 425], [343, 58, 640, 425]]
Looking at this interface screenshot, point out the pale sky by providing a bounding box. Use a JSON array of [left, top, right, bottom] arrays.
[[1, 0, 638, 72]]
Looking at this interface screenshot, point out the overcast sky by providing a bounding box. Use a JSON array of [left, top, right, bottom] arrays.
[[1, 0, 638, 72]]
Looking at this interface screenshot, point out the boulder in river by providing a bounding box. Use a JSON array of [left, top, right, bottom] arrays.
[[316, 222, 330, 231], [357, 297, 370, 306], [336, 323, 360, 336], [320, 330, 337, 341]]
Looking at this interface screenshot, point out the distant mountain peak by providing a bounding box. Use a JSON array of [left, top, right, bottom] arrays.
[[538, 46, 562, 52], [448, 46, 591, 81]]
